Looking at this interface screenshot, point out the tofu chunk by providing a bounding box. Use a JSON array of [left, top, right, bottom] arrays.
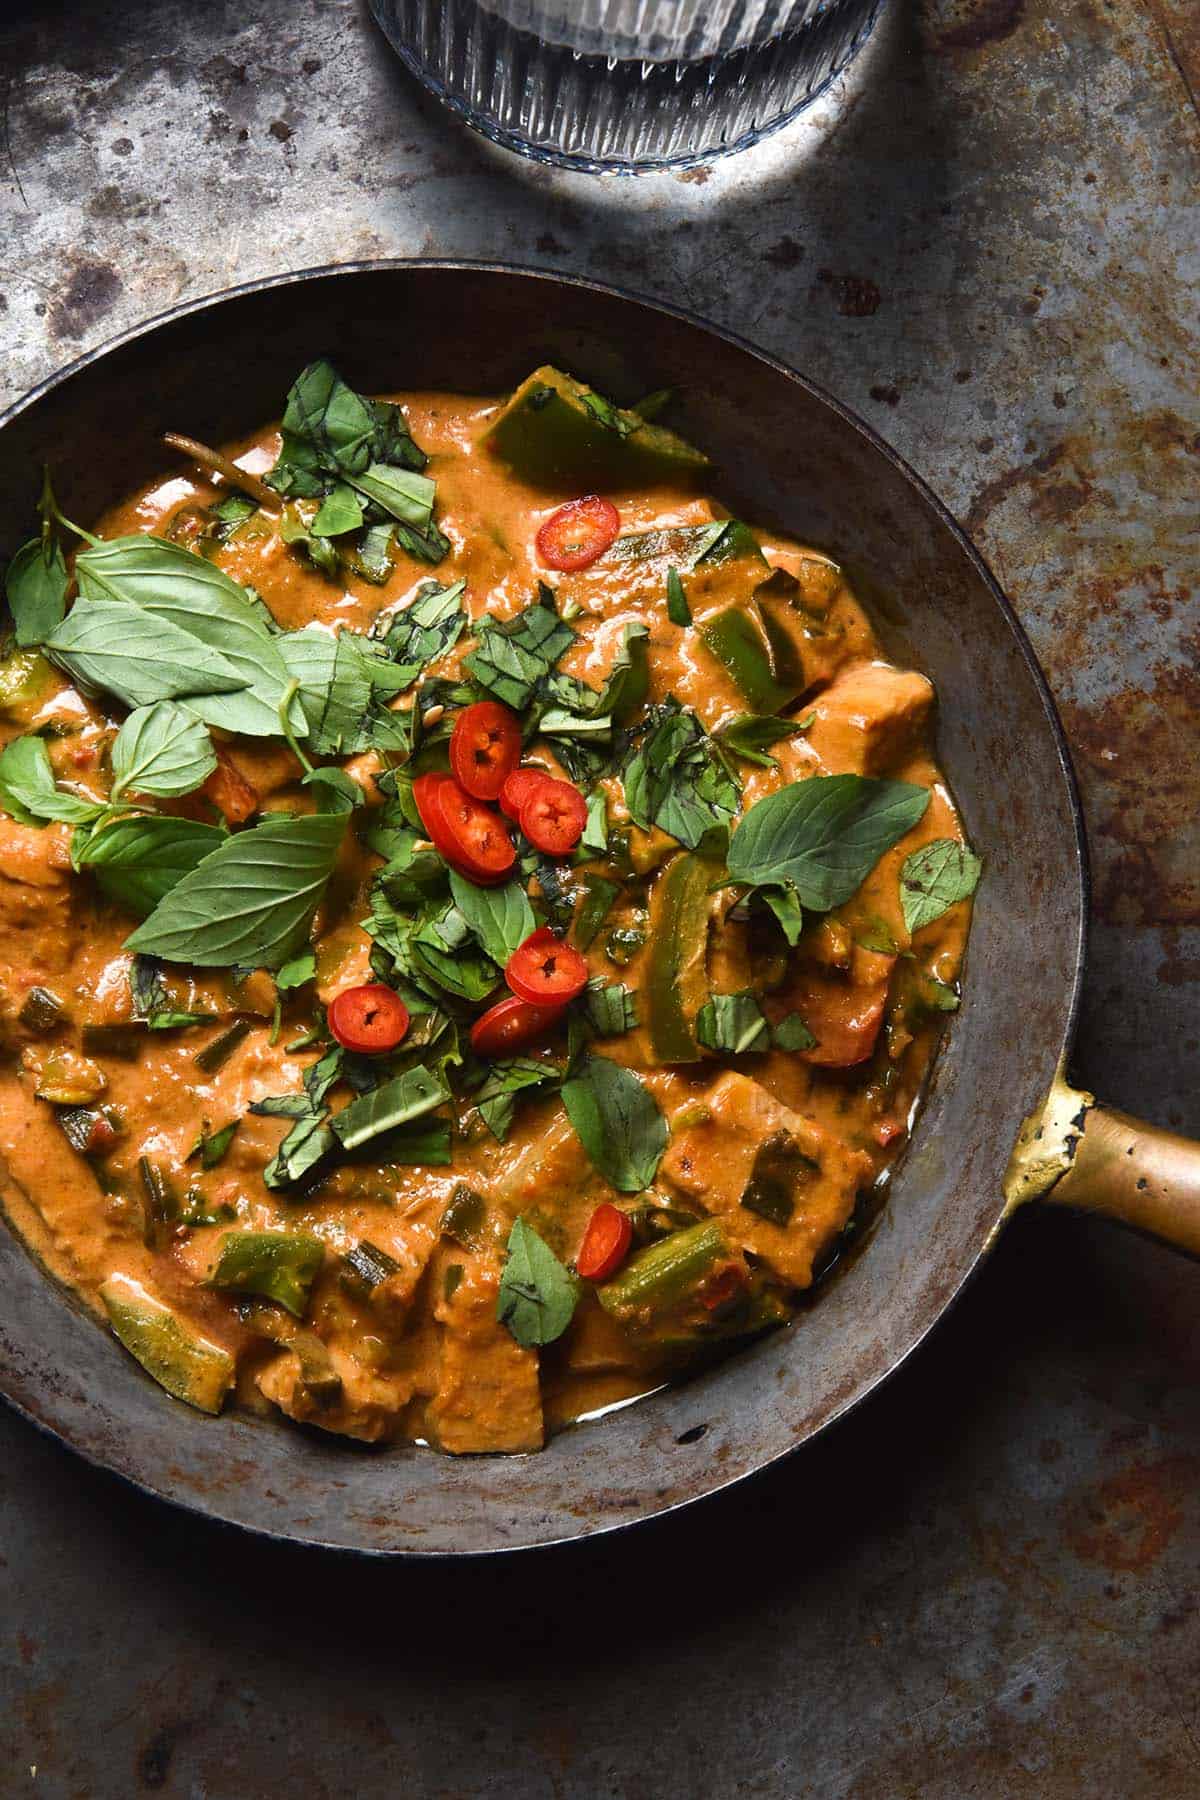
[[806, 662, 934, 777], [660, 1071, 873, 1288], [429, 1257, 544, 1454]]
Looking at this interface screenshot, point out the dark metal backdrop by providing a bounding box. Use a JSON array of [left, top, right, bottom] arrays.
[[1, 0, 1197, 1794]]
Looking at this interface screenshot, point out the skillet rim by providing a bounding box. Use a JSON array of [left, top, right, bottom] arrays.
[[0, 259, 1090, 1556]]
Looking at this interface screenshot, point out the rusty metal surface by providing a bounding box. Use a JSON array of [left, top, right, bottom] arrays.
[[0, 0, 1197, 1792]]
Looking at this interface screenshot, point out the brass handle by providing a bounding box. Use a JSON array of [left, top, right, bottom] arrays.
[[1005, 1068, 1200, 1257]]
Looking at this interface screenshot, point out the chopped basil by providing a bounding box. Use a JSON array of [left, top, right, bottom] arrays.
[[581, 789, 608, 856], [109, 702, 217, 802], [280, 625, 408, 756], [267, 360, 429, 498], [275, 949, 317, 991], [697, 991, 771, 1055], [714, 713, 804, 769], [572, 873, 620, 950], [463, 587, 574, 710], [264, 1110, 335, 1191], [771, 1012, 818, 1052], [899, 838, 982, 935], [126, 811, 346, 970], [330, 1064, 446, 1151], [727, 775, 930, 912], [622, 701, 738, 851], [187, 1117, 240, 1169], [582, 980, 637, 1037], [448, 869, 536, 967], [496, 1216, 580, 1348], [561, 1053, 667, 1193], [374, 579, 468, 684], [311, 483, 364, 538], [666, 566, 691, 627], [475, 1057, 559, 1142]]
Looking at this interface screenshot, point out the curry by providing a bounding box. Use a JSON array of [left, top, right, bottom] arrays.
[[0, 363, 979, 1454]]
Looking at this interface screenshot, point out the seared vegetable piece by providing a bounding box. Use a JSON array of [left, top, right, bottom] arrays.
[[483, 365, 710, 490], [193, 1019, 252, 1074], [740, 1131, 819, 1227], [138, 1155, 177, 1244], [80, 1023, 144, 1058], [0, 646, 54, 713], [19, 985, 64, 1032], [100, 1275, 234, 1414], [597, 1220, 730, 1325], [206, 1230, 325, 1318], [34, 1050, 105, 1105], [644, 854, 712, 1065], [571, 874, 621, 950], [699, 593, 807, 714], [55, 1104, 118, 1157], [442, 1183, 489, 1251], [341, 1240, 400, 1295]]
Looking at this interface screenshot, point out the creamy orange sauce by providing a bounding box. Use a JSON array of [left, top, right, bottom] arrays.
[[0, 389, 971, 1453]]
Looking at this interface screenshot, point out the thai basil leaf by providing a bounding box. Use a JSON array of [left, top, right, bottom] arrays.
[[581, 789, 608, 856], [6, 535, 68, 647], [727, 775, 930, 912], [696, 990, 771, 1055], [496, 1216, 579, 1348], [72, 535, 300, 738], [304, 767, 362, 814], [0, 735, 105, 826], [582, 980, 637, 1037], [330, 1064, 446, 1151], [376, 1120, 453, 1165], [666, 566, 691, 627], [279, 506, 340, 580], [572, 874, 620, 950], [275, 949, 317, 991], [715, 713, 805, 769], [772, 1011, 817, 1051], [280, 625, 407, 755], [126, 811, 346, 968], [391, 518, 452, 565], [610, 520, 761, 569], [900, 838, 982, 935], [77, 815, 227, 916], [188, 1118, 240, 1170], [348, 464, 436, 533], [311, 483, 364, 538], [374, 579, 467, 684], [561, 1053, 667, 1194], [622, 701, 738, 851], [109, 702, 216, 801], [463, 588, 574, 710], [264, 1110, 336, 1190], [408, 902, 501, 1002], [543, 620, 648, 728], [475, 1057, 559, 1142], [46, 598, 245, 711], [448, 869, 535, 967], [761, 885, 805, 945]]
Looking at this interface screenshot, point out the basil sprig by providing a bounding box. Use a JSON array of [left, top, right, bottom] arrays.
[[899, 839, 982, 934], [496, 1217, 579, 1348], [126, 811, 345, 968], [727, 774, 930, 911]]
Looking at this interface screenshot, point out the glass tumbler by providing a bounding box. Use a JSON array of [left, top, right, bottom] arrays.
[[370, 0, 885, 173]]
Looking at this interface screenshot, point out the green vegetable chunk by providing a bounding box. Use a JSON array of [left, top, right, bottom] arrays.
[[496, 1216, 580, 1349], [101, 1275, 234, 1413], [597, 1220, 728, 1324], [483, 366, 710, 491], [699, 596, 807, 714], [206, 1230, 325, 1318], [740, 1131, 817, 1226], [644, 853, 712, 1065]]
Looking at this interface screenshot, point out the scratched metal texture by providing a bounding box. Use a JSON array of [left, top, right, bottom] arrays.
[[0, 0, 1197, 1793]]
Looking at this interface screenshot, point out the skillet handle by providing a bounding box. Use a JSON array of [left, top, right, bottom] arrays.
[[1006, 1070, 1200, 1257]]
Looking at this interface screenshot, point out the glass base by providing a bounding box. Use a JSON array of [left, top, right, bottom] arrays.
[[371, 0, 885, 175]]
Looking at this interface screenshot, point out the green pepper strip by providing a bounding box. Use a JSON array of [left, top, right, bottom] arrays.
[[644, 853, 712, 1065], [698, 597, 805, 714], [206, 1230, 325, 1319], [597, 1220, 728, 1325]]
